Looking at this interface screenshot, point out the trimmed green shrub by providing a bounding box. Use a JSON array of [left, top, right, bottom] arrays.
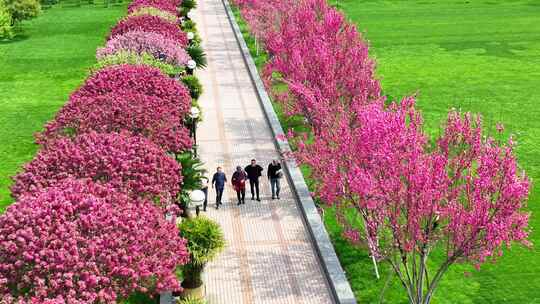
[[181, 75, 203, 100], [92, 51, 184, 76], [178, 216, 225, 289], [128, 6, 178, 24], [181, 19, 197, 32], [1, 0, 41, 25], [0, 2, 13, 39], [180, 0, 196, 11], [187, 45, 207, 69], [178, 296, 206, 304]]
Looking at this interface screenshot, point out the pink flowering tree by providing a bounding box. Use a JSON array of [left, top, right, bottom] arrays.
[[11, 131, 182, 207], [0, 179, 189, 303], [37, 92, 192, 154], [97, 31, 191, 68], [108, 15, 188, 46], [127, 0, 180, 15], [72, 64, 191, 117], [291, 95, 531, 303]]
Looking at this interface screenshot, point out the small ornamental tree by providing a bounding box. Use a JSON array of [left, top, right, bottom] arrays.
[[11, 131, 182, 206], [97, 30, 191, 68], [37, 92, 193, 154], [0, 1, 13, 39], [127, 0, 180, 15], [0, 0, 40, 25], [290, 95, 531, 304], [108, 15, 188, 47], [0, 179, 190, 303], [72, 64, 191, 117]]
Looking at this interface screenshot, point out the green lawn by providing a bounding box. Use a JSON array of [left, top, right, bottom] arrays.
[[234, 1, 540, 303], [0, 4, 126, 211]]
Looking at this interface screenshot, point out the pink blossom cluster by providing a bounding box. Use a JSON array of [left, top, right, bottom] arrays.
[[233, 0, 531, 298], [128, 0, 180, 15], [97, 31, 191, 67], [72, 64, 191, 117], [108, 15, 188, 47], [0, 179, 189, 303], [37, 92, 192, 154], [11, 131, 182, 206]]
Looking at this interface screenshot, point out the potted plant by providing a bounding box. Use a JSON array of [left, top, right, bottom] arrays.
[[178, 216, 225, 299]]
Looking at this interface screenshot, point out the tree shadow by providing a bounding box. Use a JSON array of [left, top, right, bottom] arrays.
[[0, 34, 30, 45]]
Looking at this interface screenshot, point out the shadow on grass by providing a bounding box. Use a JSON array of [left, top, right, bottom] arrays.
[[0, 34, 30, 45]]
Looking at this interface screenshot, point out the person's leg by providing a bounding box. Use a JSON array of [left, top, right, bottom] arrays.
[[216, 188, 223, 208], [270, 178, 276, 199], [250, 179, 255, 199], [203, 190, 208, 211], [241, 188, 245, 204], [255, 179, 260, 201], [236, 190, 241, 205], [276, 178, 281, 199]]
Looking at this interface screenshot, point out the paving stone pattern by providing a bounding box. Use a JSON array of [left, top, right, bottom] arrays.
[[193, 0, 336, 303]]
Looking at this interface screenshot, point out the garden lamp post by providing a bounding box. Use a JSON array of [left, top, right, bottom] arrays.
[[190, 106, 200, 156], [187, 59, 196, 75], [189, 189, 206, 217]]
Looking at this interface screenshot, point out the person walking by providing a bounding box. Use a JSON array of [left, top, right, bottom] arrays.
[[231, 166, 247, 205], [267, 159, 282, 200], [245, 159, 263, 201], [201, 176, 209, 211], [211, 167, 227, 209]]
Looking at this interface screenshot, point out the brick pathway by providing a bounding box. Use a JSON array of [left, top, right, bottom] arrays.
[[192, 0, 336, 303]]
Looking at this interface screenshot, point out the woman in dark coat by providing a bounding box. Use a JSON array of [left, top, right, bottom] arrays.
[[232, 166, 247, 205]]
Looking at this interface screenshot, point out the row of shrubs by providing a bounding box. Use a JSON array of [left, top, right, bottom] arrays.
[[0, 0, 206, 302]]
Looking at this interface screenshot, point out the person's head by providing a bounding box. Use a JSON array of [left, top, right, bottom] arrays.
[[217, 166, 222, 173], [272, 159, 278, 165], [251, 159, 256, 166], [236, 165, 242, 172]]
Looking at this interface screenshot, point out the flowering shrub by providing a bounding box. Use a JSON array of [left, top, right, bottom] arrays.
[[73, 64, 191, 117], [127, 0, 180, 16], [128, 5, 179, 23], [11, 131, 182, 205], [38, 92, 192, 154], [0, 179, 189, 303], [93, 51, 183, 76], [108, 15, 188, 47], [97, 30, 191, 67]]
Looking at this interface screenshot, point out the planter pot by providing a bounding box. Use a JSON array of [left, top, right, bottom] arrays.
[[180, 284, 205, 300]]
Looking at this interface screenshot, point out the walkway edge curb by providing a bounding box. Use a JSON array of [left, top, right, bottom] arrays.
[[220, 1, 357, 303]]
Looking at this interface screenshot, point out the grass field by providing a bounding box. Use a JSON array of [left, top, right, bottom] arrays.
[[234, 0, 540, 303], [0, 4, 126, 211]]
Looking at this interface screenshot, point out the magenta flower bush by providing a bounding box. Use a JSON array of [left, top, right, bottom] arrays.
[[72, 64, 191, 117], [37, 92, 193, 154], [127, 0, 180, 16], [0, 179, 189, 303], [97, 30, 191, 67], [108, 15, 188, 47], [11, 131, 182, 205]]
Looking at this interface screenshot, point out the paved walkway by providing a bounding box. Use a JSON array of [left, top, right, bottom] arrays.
[[193, 1, 335, 303]]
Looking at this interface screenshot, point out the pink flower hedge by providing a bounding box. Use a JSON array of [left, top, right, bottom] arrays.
[[108, 15, 188, 47], [127, 0, 179, 16], [97, 31, 191, 67], [0, 179, 189, 303], [11, 132, 182, 206], [37, 92, 193, 154], [71, 64, 191, 117]]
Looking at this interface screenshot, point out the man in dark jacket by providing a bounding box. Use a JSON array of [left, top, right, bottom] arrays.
[[267, 159, 282, 199], [212, 166, 227, 209], [244, 159, 263, 201]]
